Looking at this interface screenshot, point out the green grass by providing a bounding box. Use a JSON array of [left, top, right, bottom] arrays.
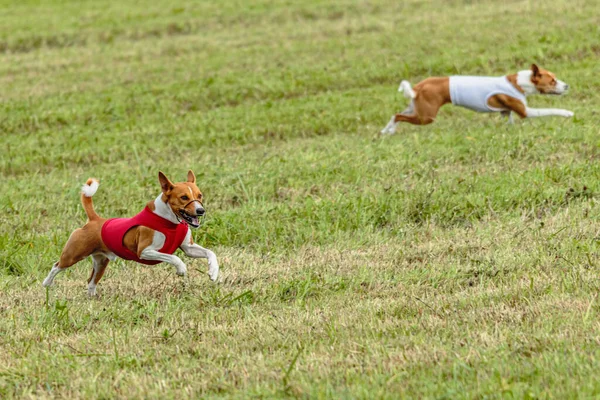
[[2, 0, 600, 397]]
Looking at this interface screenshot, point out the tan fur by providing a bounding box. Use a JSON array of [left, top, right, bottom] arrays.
[[527, 63, 560, 94], [394, 77, 451, 125], [58, 219, 110, 269], [88, 254, 109, 285], [487, 93, 528, 118]]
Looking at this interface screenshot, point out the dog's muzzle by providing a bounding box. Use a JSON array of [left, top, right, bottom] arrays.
[[179, 201, 205, 229], [551, 80, 569, 95]]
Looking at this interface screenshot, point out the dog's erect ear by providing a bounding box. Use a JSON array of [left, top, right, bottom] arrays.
[[531, 63, 541, 78], [187, 170, 196, 184], [158, 171, 174, 194]]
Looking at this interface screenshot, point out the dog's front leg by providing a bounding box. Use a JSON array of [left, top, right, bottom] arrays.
[[491, 95, 574, 122], [180, 232, 219, 281], [525, 107, 574, 118], [138, 231, 187, 276], [140, 248, 187, 276]]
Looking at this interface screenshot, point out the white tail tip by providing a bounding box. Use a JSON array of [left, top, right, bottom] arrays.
[[398, 80, 416, 99], [81, 179, 99, 197]]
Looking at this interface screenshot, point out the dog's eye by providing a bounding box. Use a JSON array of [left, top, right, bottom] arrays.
[[181, 196, 189, 201]]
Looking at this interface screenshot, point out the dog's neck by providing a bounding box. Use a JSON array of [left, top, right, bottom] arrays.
[[152, 194, 180, 224], [516, 70, 539, 96]]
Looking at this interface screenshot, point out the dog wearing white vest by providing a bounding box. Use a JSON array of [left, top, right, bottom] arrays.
[[381, 64, 573, 134]]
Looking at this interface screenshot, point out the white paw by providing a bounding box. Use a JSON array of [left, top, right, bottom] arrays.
[[176, 264, 188, 276], [380, 126, 397, 135], [87, 286, 97, 296], [208, 259, 219, 282], [380, 118, 397, 135], [42, 278, 53, 287], [562, 110, 574, 118]]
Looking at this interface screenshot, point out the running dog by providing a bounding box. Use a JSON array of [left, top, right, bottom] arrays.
[[381, 64, 573, 134], [42, 171, 219, 295]]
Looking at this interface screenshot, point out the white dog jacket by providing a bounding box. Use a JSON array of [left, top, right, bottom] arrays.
[[449, 76, 526, 112]]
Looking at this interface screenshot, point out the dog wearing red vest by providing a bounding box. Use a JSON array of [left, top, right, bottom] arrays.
[[42, 170, 219, 296]]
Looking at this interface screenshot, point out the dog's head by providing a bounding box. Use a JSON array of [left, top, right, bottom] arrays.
[[520, 64, 569, 95], [158, 170, 204, 228]]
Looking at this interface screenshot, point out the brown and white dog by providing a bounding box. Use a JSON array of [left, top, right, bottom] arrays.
[[381, 64, 573, 134], [42, 171, 219, 296]]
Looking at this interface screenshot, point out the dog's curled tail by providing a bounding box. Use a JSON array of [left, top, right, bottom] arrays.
[[81, 178, 101, 221], [398, 80, 416, 99]]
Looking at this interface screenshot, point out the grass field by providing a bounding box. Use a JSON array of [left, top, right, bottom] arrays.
[[2, 0, 600, 398]]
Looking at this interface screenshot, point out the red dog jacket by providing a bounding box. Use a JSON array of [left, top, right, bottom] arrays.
[[101, 207, 189, 265]]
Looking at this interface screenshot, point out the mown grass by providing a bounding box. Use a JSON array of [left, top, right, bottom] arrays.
[[2, 0, 600, 398]]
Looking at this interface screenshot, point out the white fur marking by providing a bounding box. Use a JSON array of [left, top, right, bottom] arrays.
[[516, 70, 539, 95], [180, 230, 219, 281], [81, 179, 99, 197], [153, 194, 180, 225], [525, 107, 574, 118], [398, 80, 416, 99], [554, 79, 569, 94], [42, 262, 63, 287], [381, 116, 398, 135], [87, 254, 109, 296], [139, 230, 188, 276]]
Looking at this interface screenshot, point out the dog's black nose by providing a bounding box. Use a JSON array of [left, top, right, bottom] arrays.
[[564, 84, 569, 90], [196, 208, 205, 216]]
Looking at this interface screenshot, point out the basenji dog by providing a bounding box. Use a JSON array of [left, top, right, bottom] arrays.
[[381, 64, 573, 134], [42, 171, 219, 296]]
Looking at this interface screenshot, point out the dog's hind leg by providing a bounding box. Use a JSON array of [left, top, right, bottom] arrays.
[[87, 254, 110, 296], [402, 100, 415, 116], [381, 80, 418, 134], [381, 103, 416, 135], [43, 262, 65, 287], [501, 110, 514, 124], [393, 103, 437, 126], [393, 113, 430, 125], [396, 94, 442, 126], [43, 228, 97, 288], [381, 115, 398, 135]]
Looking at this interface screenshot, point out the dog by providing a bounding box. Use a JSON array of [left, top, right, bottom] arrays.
[[381, 64, 573, 134], [42, 171, 219, 296]]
